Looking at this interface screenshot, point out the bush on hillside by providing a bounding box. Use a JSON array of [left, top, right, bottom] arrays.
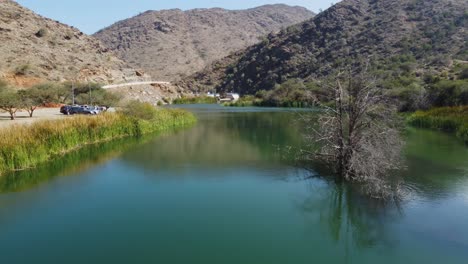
[[35, 28, 47, 38], [14, 64, 32, 76], [460, 65, 468, 80]]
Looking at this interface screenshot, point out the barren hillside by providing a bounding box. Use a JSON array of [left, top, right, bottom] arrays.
[[94, 5, 314, 81], [0, 0, 146, 87]]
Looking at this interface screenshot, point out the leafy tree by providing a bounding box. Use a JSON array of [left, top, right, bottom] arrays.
[[33, 83, 70, 104], [18, 88, 45, 117], [86, 89, 122, 109], [0, 87, 22, 120], [75, 93, 90, 106], [25, 82, 121, 108], [72, 85, 121, 109], [63, 82, 101, 97]]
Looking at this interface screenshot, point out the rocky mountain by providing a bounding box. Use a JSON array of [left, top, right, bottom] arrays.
[[180, 0, 467, 94], [0, 0, 146, 87], [94, 5, 314, 82]]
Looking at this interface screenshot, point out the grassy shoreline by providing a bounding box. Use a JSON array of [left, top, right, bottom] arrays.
[[0, 109, 196, 175], [408, 106, 468, 144], [224, 100, 312, 108], [173, 96, 217, 105]]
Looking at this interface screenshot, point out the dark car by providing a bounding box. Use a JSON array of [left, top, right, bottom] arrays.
[[60, 105, 73, 115], [61, 105, 99, 115], [69, 106, 94, 115]]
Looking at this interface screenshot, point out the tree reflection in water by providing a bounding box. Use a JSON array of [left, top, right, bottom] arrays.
[[298, 173, 403, 258]]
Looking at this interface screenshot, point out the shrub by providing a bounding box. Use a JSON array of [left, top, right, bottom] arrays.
[[64, 31, 74, 40], [427, 79, 468, 106], [0, 79, 8, 89], [172, 96, 217, 104], [120, 100, 157, 120], [35, 28, 47, 38], [408, 106, 468, 144], [460, 66, 468, 80], [14, 64, 32, 76]]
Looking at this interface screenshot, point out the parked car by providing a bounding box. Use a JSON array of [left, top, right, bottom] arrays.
[[88, 106, 101, 115], [70, 106, 95, 115], [96, 106, 106, 112], [60, 105, 73, 115], [61, 105, 105, 115]]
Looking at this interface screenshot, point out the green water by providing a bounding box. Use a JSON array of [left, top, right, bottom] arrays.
[[0, 105, 467, 264]]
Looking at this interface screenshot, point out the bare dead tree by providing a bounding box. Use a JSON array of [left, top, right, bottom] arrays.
[[302, 66, 404, 199]]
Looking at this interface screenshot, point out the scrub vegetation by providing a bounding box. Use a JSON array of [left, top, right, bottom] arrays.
[[408, 106, 468, 144], [225, 79, 316, 108], [172, 96, 217, 105]]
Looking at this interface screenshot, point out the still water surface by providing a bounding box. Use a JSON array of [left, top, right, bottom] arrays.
[[0, 105, 467, 263]]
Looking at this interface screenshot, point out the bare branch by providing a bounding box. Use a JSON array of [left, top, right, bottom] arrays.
[[302, 65, 405, 199]]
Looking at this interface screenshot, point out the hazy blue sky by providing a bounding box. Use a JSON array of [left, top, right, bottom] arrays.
[[16, 0, 338, 34]]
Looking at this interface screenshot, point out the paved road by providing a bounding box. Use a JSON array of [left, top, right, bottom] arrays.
[[102, 81, 171, 89]]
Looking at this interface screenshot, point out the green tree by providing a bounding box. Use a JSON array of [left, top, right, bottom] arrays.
[[18, 88, 45, 117], [84, 89, 122, 109], [33, 83, 70, 104], [0, 87, 22, 120], [62, 82, 118, 106]]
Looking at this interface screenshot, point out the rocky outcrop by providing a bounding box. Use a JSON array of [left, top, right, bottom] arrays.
[[108, 83, 183, 105]]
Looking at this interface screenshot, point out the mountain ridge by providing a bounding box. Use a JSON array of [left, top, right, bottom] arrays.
[[179, 0, 467, 94], [94, 4, 314, 81]]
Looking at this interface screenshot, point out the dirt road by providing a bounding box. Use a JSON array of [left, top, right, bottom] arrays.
[[0, 108, 63, 128]]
